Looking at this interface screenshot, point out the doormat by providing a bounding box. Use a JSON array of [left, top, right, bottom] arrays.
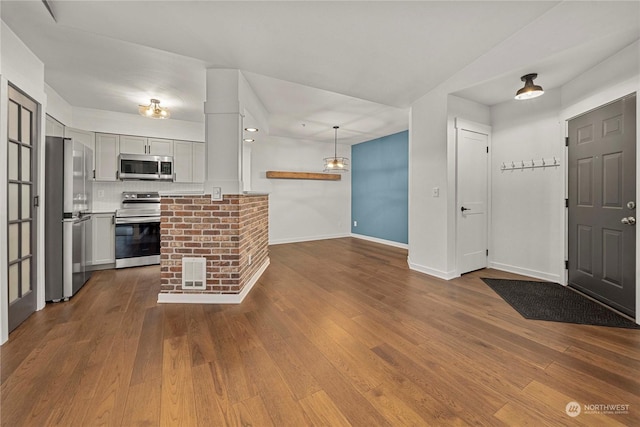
[[481, 278, 640, 329]]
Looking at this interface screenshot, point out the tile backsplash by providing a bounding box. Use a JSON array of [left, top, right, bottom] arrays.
[[92, 181, 204, 212]]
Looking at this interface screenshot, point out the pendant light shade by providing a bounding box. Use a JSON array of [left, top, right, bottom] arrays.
[[138, 98, 170, 119], [324, 126, 349, 173], [515, 73, 544, 100]]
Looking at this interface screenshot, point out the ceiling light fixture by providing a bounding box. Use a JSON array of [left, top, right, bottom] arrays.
[[515, 73, 544, 100], [244, 127, 258, 132], [138, 98, 170, 119], [323, 126, 349, 173], [243, 138, 255, 143]]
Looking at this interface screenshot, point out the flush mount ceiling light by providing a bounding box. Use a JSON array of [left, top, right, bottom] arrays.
[[243, 138, 255, 143], [515, 73, 544, 100], [138, 98, 170, 119], [323, 126, 349, 173], [244, 127, 258, 132]]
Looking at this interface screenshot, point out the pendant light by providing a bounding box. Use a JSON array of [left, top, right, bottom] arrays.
[[138, 98, 170, 119], [324, 126, 349, 173], [515, 73, 544, 100]]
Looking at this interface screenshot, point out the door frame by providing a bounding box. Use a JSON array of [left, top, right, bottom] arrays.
[[454, 118, 492, 277], [561, 86, 639, 324]]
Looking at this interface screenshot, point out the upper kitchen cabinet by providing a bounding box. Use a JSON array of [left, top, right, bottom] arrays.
[[45, 115, 65, 137], [119, 135, 173, 156], [95, 133, 119, 181], [173, 140, 205, 183], [148, 138, 173, 156], [65, 127, 95, 151]]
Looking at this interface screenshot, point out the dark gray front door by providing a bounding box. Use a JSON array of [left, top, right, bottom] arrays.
[[568, 93, 636, 317]]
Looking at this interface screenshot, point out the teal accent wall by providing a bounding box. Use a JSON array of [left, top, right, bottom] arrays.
[[351, 130, 408, 244]]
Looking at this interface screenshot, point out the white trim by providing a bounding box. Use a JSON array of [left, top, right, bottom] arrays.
[[489, 261, 562, 284], [157, 258, 270, 304], [350, 233, 408, 249], [454, 118, 492, 135], [408, 257, 458, 280], [270, 233, 350, 245]]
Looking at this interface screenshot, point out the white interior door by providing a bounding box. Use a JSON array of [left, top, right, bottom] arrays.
[[457, 127, 489, 274]]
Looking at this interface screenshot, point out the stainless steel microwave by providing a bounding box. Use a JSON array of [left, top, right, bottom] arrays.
[[118, 154, 173, 181]]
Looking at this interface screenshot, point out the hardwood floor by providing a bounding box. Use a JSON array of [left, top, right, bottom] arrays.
[[2, 237, 639, 426]]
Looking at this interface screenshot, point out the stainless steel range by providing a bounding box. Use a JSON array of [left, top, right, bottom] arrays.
[[115, 191, 161, 268]]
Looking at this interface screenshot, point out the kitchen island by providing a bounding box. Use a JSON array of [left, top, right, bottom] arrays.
[[158, 193, 269, 303]]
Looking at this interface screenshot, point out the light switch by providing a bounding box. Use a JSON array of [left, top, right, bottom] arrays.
[[211, 186, 222, 201], [432, 187, 439, 197]]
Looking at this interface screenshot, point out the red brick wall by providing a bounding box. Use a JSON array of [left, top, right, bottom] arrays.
[[160, 194, 269, 295]]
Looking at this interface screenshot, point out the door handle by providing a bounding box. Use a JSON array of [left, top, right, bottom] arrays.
[[621, 216, 636, 225], [461, 207, 471, 212]]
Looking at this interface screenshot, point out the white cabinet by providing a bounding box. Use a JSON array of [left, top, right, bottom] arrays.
[[173, 140, 205, 183], [45, 115, 65, 137], [92, 213, 115, 266], [120, 135, 173, 156], [148, 138, 173, 156], [193, 142, 206, 183], [118, 135, 147, 154], [95, 133, 119, 181], [65, 127, 95, 151]]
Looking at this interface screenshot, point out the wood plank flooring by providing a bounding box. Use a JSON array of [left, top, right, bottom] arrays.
[[2, 237, 639, 426]]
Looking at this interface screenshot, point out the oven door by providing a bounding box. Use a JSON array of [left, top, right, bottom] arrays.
[[115, 217, 161, 268]]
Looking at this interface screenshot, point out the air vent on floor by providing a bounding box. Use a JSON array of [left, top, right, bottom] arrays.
[[182, 257, 206, 290]]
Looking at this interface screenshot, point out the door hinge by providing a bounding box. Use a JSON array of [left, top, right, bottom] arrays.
[[93, 169, 96, 179], [33, 196, 39, 207], [486, 146, 489, 153], [565, 198, 569, 208], [565, 136, 569, 147], [565, 260, 569, 270], [486, 249, 489, 256]]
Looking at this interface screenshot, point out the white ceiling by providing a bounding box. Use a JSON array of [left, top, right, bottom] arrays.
[[2, 1, 639, 145]]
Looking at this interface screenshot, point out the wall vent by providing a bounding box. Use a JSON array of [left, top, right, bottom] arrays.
[[182, 257, 206, 290]]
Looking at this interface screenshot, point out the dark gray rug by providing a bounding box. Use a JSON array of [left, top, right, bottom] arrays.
[[481, 278, 640, 329]]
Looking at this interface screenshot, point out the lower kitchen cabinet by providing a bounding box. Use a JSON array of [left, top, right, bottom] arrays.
[[92, 212, 116, 267]]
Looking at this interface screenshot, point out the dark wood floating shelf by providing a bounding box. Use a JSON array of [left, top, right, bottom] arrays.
[[266, 171, 341, 181]]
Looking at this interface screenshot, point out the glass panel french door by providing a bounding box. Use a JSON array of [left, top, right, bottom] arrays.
[[7, 85, 38, 332]]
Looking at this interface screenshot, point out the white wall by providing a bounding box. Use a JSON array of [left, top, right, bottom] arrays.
[[251, 136, 351, 244], [1, 21, 48, 344], [490, 89, 564, 282], [408, 89, 452, 277], [44, 83, 72, 125], [72, 107, 204, 142]]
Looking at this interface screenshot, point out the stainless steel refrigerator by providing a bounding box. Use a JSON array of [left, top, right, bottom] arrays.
[[45, 137, 93, 301]]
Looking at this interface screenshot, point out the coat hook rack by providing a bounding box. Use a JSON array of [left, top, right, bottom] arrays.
[[500, 157, 560, 171]]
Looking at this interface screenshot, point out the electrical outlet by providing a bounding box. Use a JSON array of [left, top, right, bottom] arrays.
[[353, 220, 358, 227]]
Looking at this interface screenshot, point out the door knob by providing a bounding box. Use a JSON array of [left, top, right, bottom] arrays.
[[461, 206, 471, 212], [621, 217, 636, 225], [627, 201, 636, 210]]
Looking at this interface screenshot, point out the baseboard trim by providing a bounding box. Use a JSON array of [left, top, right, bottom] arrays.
[[157, 258, 270, 304], [489, 261, 561, 283], [270, 234, 350, 245], [350, 233, 408, 249], [407, 257, 458, 280]]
